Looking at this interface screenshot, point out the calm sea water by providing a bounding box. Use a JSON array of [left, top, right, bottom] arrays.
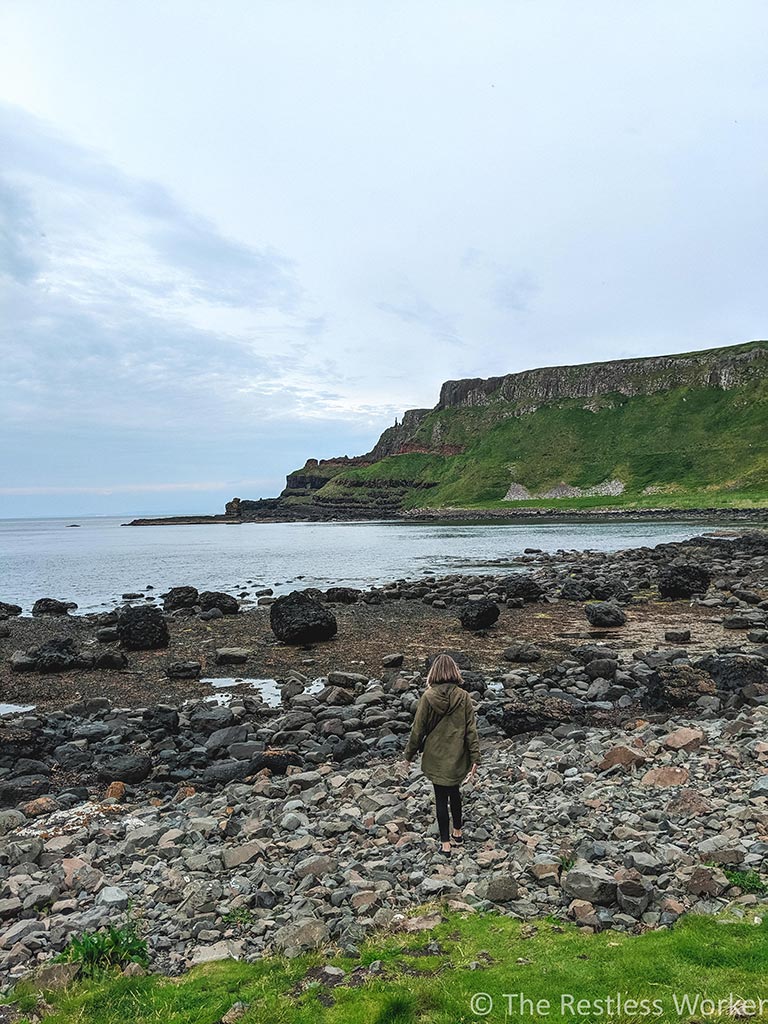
[[0, 515, 734, 614]]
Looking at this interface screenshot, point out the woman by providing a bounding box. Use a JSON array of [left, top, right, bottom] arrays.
[[402, 653, 481, 857]]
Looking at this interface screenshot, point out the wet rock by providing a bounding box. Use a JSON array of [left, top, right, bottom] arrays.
[[31, 598, 74, 616], [0, 602, 22, 617], [459, 599, 500, 631], [503, 643, 541, 663], [96, 754, 153, 784], [585, 602, 626, 627], [10, 638, 92, 674], [270, 591, 338, 644], [163, 586, 200, 611], [199, 591, 239, 615], [324, 587, 362, 604], [658, 564, 711, 599], [502, 575, 544, 602], [167, 660, 202, 679], [117, 605, 170, 650]]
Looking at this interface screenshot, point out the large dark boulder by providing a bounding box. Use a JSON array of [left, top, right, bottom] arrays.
[[10, 637, 92, 674], [96, 753, 153, 784], [696, 654, 768, 692], [117, 605, 170, 650], [270, 591, 338, 644], [0, 602, 22, 618], [585, 601, 627, 627], [502, 574, 544, 602], [163, 586, 199, 611], [560, 579, 593, 601], [658, 564, 711, 599], [199, 591, 239, 615], [459, 599, 500, 631], [32, 598, 74, 616], [644, 666, 716, 709]]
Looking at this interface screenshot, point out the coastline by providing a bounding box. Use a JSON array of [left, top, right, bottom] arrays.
[[125, 505, 768, 526]]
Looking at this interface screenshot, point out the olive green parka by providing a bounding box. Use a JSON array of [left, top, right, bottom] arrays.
[[403, 681, 481, 786]]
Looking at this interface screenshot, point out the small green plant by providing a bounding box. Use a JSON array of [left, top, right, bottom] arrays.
[[723, 868, 768, 894], [221, 906, 255, 930], [561, 857, 576, 872], [55, 922, 148, 977]]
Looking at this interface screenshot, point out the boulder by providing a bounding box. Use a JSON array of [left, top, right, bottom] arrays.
[[0, 602, 22, 617], [215, 648, 250, 665], [563, 864, 617, 906], [459, 599, 500, 631], [270, 591, 338, 644], [585, 601, 626, 627], [117, 605, 170, 650], [96, 754, 153, 784], [199, 591, 239, 615], [163, 586, 199, 611], [617, 877, 654, 917], [10, 637, 92, 674], [32, 598, 73, 616], [274, 918, 329, 955], [324, 587, 362, 604], [502, 574, 544, 602], [502, 643, 541, 663], [167, 660, 202, 680], [658, 564, 711, 599]]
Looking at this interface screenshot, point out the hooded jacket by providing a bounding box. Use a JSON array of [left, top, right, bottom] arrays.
[[403, 681, 481, 786]]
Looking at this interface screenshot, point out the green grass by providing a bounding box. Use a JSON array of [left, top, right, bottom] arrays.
[[8, 910, 768, 1024], [722, 870, 768, 895], [318, 380, 768, 510]]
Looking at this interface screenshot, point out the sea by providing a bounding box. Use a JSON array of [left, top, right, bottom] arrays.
[[0, 515, 740, 615]]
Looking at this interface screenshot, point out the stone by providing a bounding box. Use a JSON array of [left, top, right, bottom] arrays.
[[215, 648, 250, 665], [32, 597, 73, 616], [688, 866, 729, 897], [163, 586, 199, 611], [96, 886, 130, 910], [665, 629, 691, 643], [199, 591, 239, 615], [475, 874, 519, 902], [325, 587, 362, 604], [585, 601, 626, 627], [617, 877, 654, 917], [459, 599, 500, 631], [562, 864, 617, 906], [641, 766, 689, 788], [189, 939, 244, 964], [117, 605, 170, 650], [96, 753, 153, 784], [167, 660, 202, 679], [502, 574, 544, 602], [26, 961, 81, 992], [274, 918, 329, 954], [658, 564, 711, 599], [270, 591, 338, 644], [0, 601, 22, 617], [503, 643, 541, 663], [382, 653, 405, 668], [663, 727, 704, 751], [598, 745, 646, 771]]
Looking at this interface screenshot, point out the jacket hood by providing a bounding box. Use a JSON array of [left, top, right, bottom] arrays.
[[425, 682, 464, 715]]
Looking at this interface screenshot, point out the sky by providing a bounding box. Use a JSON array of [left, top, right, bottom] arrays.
[[1, 1, 767, 517]]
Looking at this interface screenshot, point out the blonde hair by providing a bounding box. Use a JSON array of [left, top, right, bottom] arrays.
[[426, 653, 463, 686]]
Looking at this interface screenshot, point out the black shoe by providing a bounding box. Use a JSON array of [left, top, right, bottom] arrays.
[[452, 832, 464, 845], [438, 842, 452, 858]]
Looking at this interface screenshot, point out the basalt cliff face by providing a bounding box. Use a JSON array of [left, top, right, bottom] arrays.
[[226, 340, 768, 520]]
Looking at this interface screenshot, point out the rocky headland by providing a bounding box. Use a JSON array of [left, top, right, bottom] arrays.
[[1, 530, 767, 985]]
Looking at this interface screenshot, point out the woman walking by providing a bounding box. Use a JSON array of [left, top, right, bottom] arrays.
[[402, 653, 481, 857]]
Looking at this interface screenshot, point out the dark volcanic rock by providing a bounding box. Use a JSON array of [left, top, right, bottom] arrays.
[[0, 602, 22, 618], [503, 643, 541, 663], [644, 666, 716, 709], [31, 598, 73, 617], [324, 587, 362, 604], [696, 654, 768, 691], [96, 754, 153, 784], [502, 574, 544, 602], [585, 601, 627, 627], [270, 591, 338, 644], [163, 586, 200, 611], [199, 591, 239, 615], [117, 605, 170, 650], [658, 564, 711, 599], [459, 599, 500, 631], [167, 660, 202, 680], [10, 637, 92, 674]]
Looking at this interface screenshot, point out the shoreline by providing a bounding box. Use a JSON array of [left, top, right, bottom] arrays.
[[125, 505, 768, 526]]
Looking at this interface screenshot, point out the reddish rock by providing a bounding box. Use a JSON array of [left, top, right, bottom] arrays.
[[663, 727, 704, 752], [641, 766, 690, 788], [598, 745, 647, 771]]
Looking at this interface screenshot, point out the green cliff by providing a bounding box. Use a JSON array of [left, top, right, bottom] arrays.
[[231, 340, 768, 518]]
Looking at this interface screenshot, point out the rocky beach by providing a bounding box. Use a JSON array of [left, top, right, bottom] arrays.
[[1, 529, 767, 988]]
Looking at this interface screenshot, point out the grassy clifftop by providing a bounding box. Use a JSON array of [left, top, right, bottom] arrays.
[[272, 340, 768, 515]]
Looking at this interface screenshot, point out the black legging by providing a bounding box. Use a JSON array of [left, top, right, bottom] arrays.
[[433, 784, 462, 842]]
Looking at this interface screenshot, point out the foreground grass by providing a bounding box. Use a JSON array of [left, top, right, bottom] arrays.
[[9, 910, 768, 1024]]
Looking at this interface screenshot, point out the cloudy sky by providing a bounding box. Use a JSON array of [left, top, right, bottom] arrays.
[[1, 1, 767, 517]]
